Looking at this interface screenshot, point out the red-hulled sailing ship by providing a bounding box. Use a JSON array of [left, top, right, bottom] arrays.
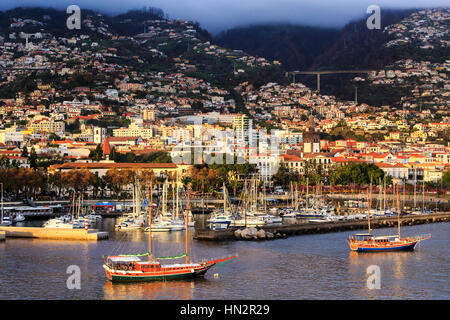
[[103, 184, 237, 282], [348, 183, 430, 252]]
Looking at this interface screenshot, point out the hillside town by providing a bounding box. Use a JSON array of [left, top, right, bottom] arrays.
[[0, 7, 448, 200], [384, 8, 450, 49], [0, 3, 450, 304]]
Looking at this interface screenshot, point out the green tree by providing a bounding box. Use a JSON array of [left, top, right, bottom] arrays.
[[21, 146, 29, 158], [442, 170, 450, 189], [331, 163, 389, 186], [0, 155, 10, 169], [90, 144, 103, 161], [110, 147, 117, 162], [271, 164, 298, 187], [29, 147, 38, 169]]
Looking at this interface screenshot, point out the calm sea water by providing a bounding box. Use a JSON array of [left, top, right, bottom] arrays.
[[0, 218, 448, 300]]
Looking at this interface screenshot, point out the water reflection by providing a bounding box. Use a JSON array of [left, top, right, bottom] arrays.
[[103, 278, 197, 300], [348, 250, 415, 299], [0, 216, 446, 299]]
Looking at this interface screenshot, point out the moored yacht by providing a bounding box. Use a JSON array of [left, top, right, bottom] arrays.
[[115, 217, 142, 230], [0, 216, 12, 226], [104, 184, 237, 282], [43, 218, 74, 228], [12, 214, 25, 223], [348, 184, 430, 252], [207, 212, 234, 230]]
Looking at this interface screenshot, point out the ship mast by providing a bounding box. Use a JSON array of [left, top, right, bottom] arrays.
[[306, 177, 309, 209], [1, 183, 3, 224], [162, 180, 167, 216], [71, 192, 75, 223], [379, 178, 382, 212], [422, 180, 425, 213], [396, 183, 401, 239], [185, 184, 190, 264], [176, 171, 179, 220], [264, 180, 267, 213], [414, 168, 417, 210], [78, 193, 82, 219], [148, 183, 153, 261], [223, 182, 226, 213], [172, 180, 175, 219], [367, 183, 371, 235], [403, 183, 406, 212]]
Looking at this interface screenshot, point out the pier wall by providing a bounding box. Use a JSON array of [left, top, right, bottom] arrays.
[[0, 227, 108, 241], [193, 213, 450, 241]]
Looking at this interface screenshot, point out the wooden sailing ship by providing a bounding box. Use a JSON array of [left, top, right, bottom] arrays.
[[348, 183, 430, 252], [103, 184, 237, 282]]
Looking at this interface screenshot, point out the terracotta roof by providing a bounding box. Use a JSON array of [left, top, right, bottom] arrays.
[[118, 149, 164, 155], [372, 152, 392, 159], [331, 157, 365, 163], [102, 136, 111, 155], [109, 136, 139, 142], [303, 152, 334, 158], [50, 162, 178, 170], [281, 154, 302, 162], [375, 163, 407, 168]]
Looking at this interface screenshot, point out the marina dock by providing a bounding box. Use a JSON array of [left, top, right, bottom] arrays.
[[0, 227, 109, 241], [193, 212, 450, 241]]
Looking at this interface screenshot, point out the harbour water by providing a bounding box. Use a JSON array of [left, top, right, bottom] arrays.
[[0, 218, 448, 300]]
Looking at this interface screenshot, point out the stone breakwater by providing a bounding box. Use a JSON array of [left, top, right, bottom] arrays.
[[193, 212, 450, 241], [234, 227, 288, 241]]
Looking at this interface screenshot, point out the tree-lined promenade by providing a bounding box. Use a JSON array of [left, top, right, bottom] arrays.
[[0, 162, 448, 201], [0, 167, 157, 201]]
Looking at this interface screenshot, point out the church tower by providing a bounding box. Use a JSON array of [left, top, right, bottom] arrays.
[[102, 135, 111, 160], [303, 115, 320, 154]]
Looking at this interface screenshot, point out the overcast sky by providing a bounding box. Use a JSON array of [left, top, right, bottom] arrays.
[[2, 0, 448, 34]]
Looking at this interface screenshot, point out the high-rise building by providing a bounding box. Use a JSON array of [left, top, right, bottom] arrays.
[[232, 114, 253, 144]]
